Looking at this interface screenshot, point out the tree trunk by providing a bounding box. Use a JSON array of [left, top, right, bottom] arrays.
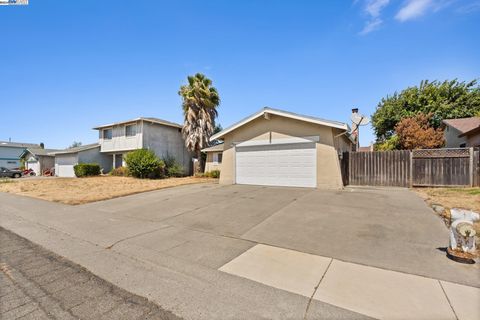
[[195, 149, 202, 175]]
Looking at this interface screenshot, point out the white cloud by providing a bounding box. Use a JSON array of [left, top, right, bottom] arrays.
[[360, 0, 390, 34], [395, 0, 434, 21], [365, 0, 390, 17], [360, 18, 383, 34]]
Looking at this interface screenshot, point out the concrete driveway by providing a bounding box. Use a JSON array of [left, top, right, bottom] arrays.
[[1, 183, 478, 319]]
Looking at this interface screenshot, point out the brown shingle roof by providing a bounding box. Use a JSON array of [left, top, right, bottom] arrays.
[[442, 117, 480, 134]]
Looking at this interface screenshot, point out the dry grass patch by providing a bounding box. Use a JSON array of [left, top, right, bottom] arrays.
[[0, 176, 215, 205]]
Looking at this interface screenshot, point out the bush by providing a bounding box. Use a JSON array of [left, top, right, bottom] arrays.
[[110, 166, 130, 177], [125, 149, 165, 179], [205, 170, 220, 178], [162, 155, 185, 177], [74, 163, 101, 177]]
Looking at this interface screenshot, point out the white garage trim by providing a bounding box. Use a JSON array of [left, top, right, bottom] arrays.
[[235, 142, 316, 188]]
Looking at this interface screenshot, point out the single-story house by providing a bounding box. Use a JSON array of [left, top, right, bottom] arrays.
[[20, 147, 60, 175], [92, 117, 193, 174], [209, 107, 354, 189], [0, 141, 39, 169], [50, 143, 112, 177], [442, 117, 480, 148], [202, 143, 224, 173]]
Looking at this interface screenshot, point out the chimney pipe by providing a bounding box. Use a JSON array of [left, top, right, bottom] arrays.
[[352, 108, 358, 114]]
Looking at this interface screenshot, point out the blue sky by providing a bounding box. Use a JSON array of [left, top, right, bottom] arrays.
[[1, 0, 479, 149]]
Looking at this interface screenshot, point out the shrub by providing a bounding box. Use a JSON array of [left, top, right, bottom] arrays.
[[74, 163, 101, 177], [110, 166, 130, 177], [205, 170, 220, 178], [161, 155, 185, 177], [125, 149, 165, 179]]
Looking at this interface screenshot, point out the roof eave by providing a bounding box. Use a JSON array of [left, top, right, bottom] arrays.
[[210, 108, 348, 141]]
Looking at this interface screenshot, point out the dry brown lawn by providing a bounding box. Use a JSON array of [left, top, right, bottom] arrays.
[[415, 187, 480, 212], [0, 176, 215, 205]]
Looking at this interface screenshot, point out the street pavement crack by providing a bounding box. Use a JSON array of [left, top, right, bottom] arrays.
[[438, 280, 459, 320], [105, 226, 170, 249]]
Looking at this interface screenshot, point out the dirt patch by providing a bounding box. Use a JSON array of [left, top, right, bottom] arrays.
[[0, 176, 216, 205]]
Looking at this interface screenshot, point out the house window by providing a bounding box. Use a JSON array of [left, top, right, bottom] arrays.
[[125, 124, 137, 137], [213, 152, 222, 164], [103, 128, 112, 140]]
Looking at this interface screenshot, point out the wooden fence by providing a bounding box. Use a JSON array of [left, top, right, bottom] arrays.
[[342, 147, 480, 188]]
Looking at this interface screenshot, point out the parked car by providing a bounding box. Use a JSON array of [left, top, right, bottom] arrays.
[[0, 167, 22, 178]]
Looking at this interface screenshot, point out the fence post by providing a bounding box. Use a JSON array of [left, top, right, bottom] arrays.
[[470, 147, 474, 187], [409, 151, 413, 188]]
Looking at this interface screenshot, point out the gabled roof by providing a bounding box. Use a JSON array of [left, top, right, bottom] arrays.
[[0, 141, 39, 148], [201, 143, 224, 152], [92, 117, 182, 130], [49, 143, 100, 155], [21, 148, 60, 157], [442, 117, 480, 134], [210, 107, 349, 141]]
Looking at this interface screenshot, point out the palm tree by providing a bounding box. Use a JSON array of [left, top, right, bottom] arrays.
[[179, 73, 220, 173]]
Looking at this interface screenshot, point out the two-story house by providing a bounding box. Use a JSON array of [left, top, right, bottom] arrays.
[[93, 117, 193, 174]]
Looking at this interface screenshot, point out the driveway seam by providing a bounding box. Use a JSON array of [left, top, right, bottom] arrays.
[[438, 280, 459, 320], [303, 258, 333, 320]]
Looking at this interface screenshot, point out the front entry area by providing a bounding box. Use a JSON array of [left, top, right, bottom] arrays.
[[235, 142, 317, 188], [114, 154, 123, 168]]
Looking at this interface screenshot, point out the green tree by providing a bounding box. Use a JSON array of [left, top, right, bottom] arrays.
[[69, 141, 82, 149], [179, 73, 220, 173], [372, 79, 480, 142]]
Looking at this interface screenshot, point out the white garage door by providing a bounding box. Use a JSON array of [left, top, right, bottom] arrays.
[[55, 154, 77, 178], [235, 143, 316, 188], [26, 160, 41, 175]]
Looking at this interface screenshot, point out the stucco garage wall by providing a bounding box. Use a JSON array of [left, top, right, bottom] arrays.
[[78, 147, 112, 173], [219, 114, 344, 189]]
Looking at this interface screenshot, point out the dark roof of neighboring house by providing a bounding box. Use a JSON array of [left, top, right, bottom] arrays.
[[92, 117, 182, 130], [201, 143, 224, 152], [22, 148, 61, 158], [49, 143, 100, 155], [0, 141, 39, 148], [442, 117, 480, 134]]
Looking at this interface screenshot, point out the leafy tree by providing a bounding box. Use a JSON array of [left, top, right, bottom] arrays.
[[179, 73, 220, 173], [395, 113, 444, 150], [69, 141, 82, 149], [372, 79, 480, 142]]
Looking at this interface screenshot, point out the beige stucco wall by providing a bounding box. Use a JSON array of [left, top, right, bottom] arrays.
[[204, 152, 222, 173], [218, 114, 347, 189]]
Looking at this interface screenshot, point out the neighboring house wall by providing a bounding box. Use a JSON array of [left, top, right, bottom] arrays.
[[0, 146, 26, 169], [23, 151, 55, 175], [466, 133, 480, 147], [444, 126, 467, 148], [143, 122, 193, 174], [99, 121, 143, 153], [77, 147, 112, 173], [204, 152, 222, 172], [218, 114, 344, 189]]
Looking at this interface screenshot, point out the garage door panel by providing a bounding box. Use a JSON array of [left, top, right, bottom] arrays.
[[236, 143, 316, 188]]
